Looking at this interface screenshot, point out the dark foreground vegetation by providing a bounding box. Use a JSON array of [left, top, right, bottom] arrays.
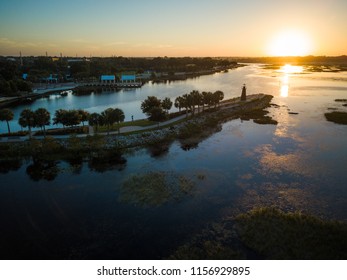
[[170, 207, 347, 260]]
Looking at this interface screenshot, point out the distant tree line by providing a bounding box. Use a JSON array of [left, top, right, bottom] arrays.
[[0, 60, 32, 96], [0, 56, 236, 96]]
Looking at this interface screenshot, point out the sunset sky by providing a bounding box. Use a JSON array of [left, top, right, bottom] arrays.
[[0, 0, 346, 57]]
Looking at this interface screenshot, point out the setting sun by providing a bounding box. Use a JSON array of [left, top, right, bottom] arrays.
[[268, 30, 312, 56]]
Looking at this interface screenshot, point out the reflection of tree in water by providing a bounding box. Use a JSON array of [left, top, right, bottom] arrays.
[[180, 141, 199, 151], [146, 142, 170, 157], [0, 159, 22, 173], [26, 159, 60, 181], [65, 157, 83, 174], [120, 171, 195, 208], [88, 152, 127, 173]]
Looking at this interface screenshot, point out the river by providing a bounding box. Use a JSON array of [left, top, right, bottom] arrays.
[[0, 64, 347, 259]]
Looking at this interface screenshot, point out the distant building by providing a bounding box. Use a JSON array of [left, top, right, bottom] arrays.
[[42, 74, 58, 83], [100, 75, 116, 84], [121, 74, 136, 83]]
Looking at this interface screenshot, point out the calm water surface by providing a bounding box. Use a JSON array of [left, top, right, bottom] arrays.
[[1, 64, 347, 259]]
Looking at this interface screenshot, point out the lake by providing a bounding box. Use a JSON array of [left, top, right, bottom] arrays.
[[0, 64, 347, 259]]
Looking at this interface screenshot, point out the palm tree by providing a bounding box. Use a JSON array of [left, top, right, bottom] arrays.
[[201, 91, 209, 111], [53, 109, 67, 128], [34, 108, 51, 137], [214, 90, 224, 107], [18, 109, 35, 138], [113, 108, 125, 134], [101, 108, 116, 135], [88, 112, 103, 133], [190, 90, 201, 114], [78, 109, 90, 127], [0, 108, 14, 134], [181, 94, 191, 118], [161, 97, 173, 114], [174, 96, 183, 112]]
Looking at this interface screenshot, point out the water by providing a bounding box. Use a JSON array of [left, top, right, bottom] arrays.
[[0, 64, 347, 259]]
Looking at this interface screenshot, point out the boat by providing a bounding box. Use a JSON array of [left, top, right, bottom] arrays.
[[60, 90, 72, 96]]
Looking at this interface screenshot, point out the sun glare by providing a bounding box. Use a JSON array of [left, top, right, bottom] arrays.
[[278, 64, 303, 98], [280, 64, 303, 74], [268, 30, 312, 56]]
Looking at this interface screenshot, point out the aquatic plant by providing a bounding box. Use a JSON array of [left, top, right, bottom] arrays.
[[120, 171, 195, 207], [235, 207, 347, 259], [324, 111, 347, 125]]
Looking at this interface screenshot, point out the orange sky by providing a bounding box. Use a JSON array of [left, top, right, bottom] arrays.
[[0, 0, 346, 57]]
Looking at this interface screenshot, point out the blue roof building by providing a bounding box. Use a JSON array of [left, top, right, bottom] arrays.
[[121, 74, 136, 83], [100, 75, 116, 83]]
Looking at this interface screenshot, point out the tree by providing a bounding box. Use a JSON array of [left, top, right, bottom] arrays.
[[174, 96, 183, 112], [0, 108, 14, 134], [63, 110, 81, 128], [53, 109, 67, 128], [190, 90, 201, 114], [181, 94, 191, 117], [141, 96, 162, 116], [214, 90, 224, 107], [78, 109, 90, 127], [34, 108, 50, 137], [148, 107, 166, 123], [161, 97, 173, 114], [101, 108, 116, 134], [113, 108, 125, 134], [18, 109, 35, 138], [201, 91, 209, 111], [88, 112, 103, 133]]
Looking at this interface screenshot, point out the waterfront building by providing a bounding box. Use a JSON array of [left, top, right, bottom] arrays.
[[121, 74, 136, 83], [100, 75, 116, 84]]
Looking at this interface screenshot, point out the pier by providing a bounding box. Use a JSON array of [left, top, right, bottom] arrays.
[[81, 82, 143, 88]]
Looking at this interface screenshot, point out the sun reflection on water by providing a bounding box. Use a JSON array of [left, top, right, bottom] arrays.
[[278, 64, 303, 97]]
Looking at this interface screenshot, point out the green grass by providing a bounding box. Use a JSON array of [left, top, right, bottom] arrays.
[[324, 111, 347, 125], [96, 119, 156, 133]]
